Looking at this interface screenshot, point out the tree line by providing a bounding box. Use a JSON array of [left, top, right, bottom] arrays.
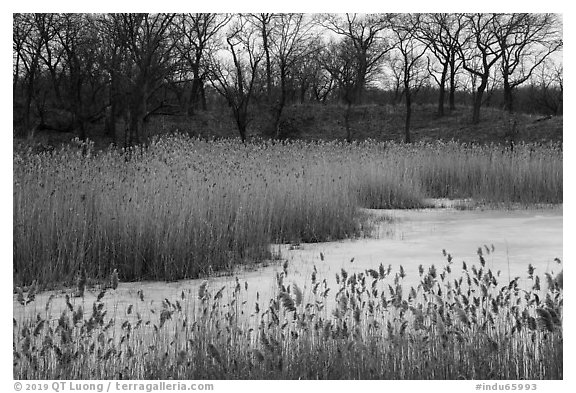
[[13, 13, 562, 144]]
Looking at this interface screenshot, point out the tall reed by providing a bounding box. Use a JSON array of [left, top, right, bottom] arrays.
[[13, 252, 563, 379], [13, 136, 562, 286]]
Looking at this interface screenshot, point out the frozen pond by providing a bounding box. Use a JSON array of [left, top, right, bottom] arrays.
[[14, 206, 563, 322]]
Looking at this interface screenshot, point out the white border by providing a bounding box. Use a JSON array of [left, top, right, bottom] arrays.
[[2, 3, 571, 391]]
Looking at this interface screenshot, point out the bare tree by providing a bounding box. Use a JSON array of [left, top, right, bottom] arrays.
[[53, 14, 107, 140], [13, 14, 27, 97], [248, 13, 276, 100], [13, 12, 563, 143], [383, 56, 404, 105], [317, 13, 392, 104], [174, 13, 231, 115], [268, 13, 317, 138], [108, 13, 177, 146], [390, 14, 429, 143], [13, 13, 56, 135], [458, 13, 505, 124], [322, 38, 360, 142], [531, 61, 563, 115], [494, 13, 562, 112], [36, 14, 68, 111], [207, 18, 263, 142], [13, 14, 47, 136], [95, 15, 125, 142], [418, 13, 465, 115], [291, 37, 333, 104], [310, 68, 336, 104], [14, 13, 110, 139]]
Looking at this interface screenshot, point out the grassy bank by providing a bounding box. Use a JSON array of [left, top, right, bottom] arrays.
[[141, 104, 564, 145], [13, 136, 562, 286], [13, 253, 563, 379], [21, 105, 563, 154]]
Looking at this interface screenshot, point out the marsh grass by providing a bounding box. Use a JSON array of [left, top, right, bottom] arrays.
[[414, 142, 563, 204], [13, 251, 563, 380], [13, 136, 562, 286]]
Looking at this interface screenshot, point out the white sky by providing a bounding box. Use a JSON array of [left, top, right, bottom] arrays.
[[4, 0, 569, 12]]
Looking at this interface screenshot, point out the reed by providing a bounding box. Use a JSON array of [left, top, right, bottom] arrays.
[[13, 251, 563, 379], [13, 136, 562, 286]]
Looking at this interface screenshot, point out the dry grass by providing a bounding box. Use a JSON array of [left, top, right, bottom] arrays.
[[13, 250, 563, 379], [13, 136, 562, 287], [141, 104, 563, 145]]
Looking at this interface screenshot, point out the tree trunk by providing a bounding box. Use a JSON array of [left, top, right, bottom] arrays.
[[449, 55, 457, 111], [47, 66, 64, 108], [299, 79, 308, 104], [403, 62, 412, 143], [106, 71, 119, 144], [237, 122, 246, 143], [13, 56, 20, 99], [234, 109, 247, 143], [75, 110, 86, 141], [128, 110, 142, 146], [199, 80, 207, 110], [24, 78, 35, 135], [128, 81, 148, 146], [274, 102, 285, 139], [106, 53, 120, 143], [105, 105, 116, 142], [503, 74, 514, 113], [274, 71, 287, 139], [71, 62, 86, 140], [393, 83, 401, 105], [344, 102, 352, 143], [188, 81, 199, 116], [355, 58, 367, 105], [405, 91, 412, 143], [189, 64, 203, 115], [24, 67, 38, 136], [262, 21, 272, 100], [472, 78, 488, 124], [437, 64, 448, 117]]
